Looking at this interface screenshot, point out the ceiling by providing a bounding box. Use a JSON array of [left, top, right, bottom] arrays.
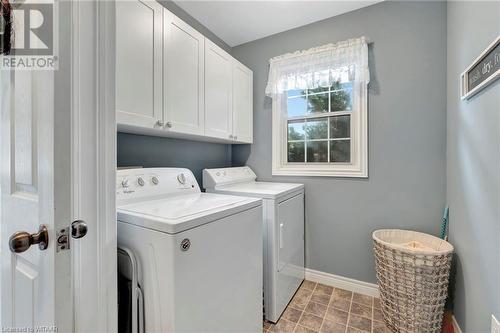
[[173, 1, 382, 47]]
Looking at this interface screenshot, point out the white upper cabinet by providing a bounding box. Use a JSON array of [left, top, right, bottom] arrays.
[[204, 39, 233, 140], [116, 1, 253, 144], [163, 9, 205, 136], [232, 61, 253, 143], [116, 0, 163, 128]]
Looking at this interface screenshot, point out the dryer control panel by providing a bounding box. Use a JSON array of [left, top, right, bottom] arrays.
[[117, 168, 200, 204], [203, 166, 257, 189]]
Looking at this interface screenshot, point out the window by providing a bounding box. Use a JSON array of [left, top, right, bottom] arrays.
[[266, 37, 369, 177], [286, 82, 353, 163]]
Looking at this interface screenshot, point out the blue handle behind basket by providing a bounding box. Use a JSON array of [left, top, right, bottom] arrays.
[[440, 206, 449, 240]]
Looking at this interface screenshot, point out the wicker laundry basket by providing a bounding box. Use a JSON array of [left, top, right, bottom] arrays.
[[373, 229, 454, 333]]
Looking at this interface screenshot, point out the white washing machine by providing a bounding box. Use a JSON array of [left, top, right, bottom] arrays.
[[203, 166, 305, 323], [117, 168, 263, 333]]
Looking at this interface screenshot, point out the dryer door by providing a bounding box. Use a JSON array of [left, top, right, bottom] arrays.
[[276, 193, 305, 317]]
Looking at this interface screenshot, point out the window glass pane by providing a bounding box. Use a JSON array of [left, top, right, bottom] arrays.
[[287, 89, 305, 98], [306, 118, 328, 140], [330, 81, 353, 112], [330, 140, 351, 162], [288, 120, 305, 141], [307, 93, 328, 114], [288, 142, 305, 162], [330, 115, 350, 139], [307, 141, 328, 162], [287, 97, 307, 117]]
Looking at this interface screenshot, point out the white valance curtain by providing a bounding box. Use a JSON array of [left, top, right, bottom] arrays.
[[265, 36, 370, 96]]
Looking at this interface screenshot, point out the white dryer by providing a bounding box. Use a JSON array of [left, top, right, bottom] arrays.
[[117, 168, 263, 333], [203, 166, 305, 323]]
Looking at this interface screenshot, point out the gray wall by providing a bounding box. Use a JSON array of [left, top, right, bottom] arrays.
[[232, 1, 447, 283], [447, 2, 500, 331], [118, 133, 232, 184], [117, 1, 233, 183]]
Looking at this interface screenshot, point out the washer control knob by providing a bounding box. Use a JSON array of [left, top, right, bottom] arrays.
[[137, 177, 145, 187], [121, 179, 130, 188], [151, 176, 159, 185], [177, 173, 186, 185], [180, 238, 190, 251], [216, 172, 221, 177]]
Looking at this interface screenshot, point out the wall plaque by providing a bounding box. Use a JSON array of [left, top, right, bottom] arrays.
[[461, 35, 500, 100]]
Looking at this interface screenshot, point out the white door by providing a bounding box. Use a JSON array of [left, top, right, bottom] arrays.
[[164, 8, 205, 135], [204, 39, 233, 140], [116, 0, 163, 129], [1, 1, 116, 332], [232, 60, 253, 143], [0, 71, 72, 332]]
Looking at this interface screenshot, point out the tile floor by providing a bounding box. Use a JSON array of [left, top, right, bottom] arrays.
[[263, 280, 391, 333]]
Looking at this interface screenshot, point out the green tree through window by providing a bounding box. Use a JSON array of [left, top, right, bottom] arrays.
[[306, 89, 328, 113], [288, 126, 304, 140], [302, 81, 351, 113]]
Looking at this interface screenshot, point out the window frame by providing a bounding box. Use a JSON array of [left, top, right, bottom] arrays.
[[272, 83, 368, 178]]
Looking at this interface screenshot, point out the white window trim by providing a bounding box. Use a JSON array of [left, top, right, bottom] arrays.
[[272, 84, 368, 178]]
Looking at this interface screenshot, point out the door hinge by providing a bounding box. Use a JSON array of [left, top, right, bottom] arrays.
[[56, 227, 70, 252]]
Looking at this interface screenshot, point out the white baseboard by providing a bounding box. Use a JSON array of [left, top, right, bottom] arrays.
[[452, 315, 463, 333], [305, 268, 379, 298]]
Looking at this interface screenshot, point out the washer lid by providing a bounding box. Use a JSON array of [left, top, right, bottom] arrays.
[[212, 181, 304, 200], [117, 193, 262, 234]]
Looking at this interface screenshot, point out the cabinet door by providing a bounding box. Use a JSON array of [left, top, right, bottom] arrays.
[[164, 9, 205, 135], [116, 0, 163, 128], [232, 61, 253, 143], [204, 39, 233, 140]]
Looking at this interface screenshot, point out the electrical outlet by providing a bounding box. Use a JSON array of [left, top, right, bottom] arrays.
[[492, 315, 500, 333]]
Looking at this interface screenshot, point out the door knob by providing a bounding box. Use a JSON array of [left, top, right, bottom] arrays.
[[9, 225, 49, 253], [71, 220, 88, 239]]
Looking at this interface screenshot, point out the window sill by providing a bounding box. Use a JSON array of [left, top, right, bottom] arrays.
[[272, 166, 368, 178]]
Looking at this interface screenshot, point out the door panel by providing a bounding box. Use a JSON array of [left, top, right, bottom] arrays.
[[14, 258, 39, 328], [232, 61, 253, 143], [14, 72, 37, 192], [276, 193, 305, 316], [116, 0, 163, 128], [204, 39, 232, 140], [164, 9, 205, 135]]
